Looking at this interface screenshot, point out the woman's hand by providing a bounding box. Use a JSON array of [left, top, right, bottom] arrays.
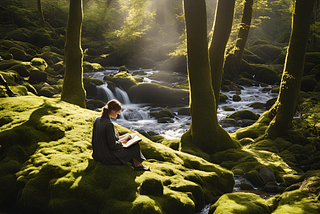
[[119, 134, 131, 144]]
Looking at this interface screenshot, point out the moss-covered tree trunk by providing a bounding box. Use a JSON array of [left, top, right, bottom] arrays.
[[37, 0, 45, 27], [181, 0, 241, 154], [61, 0, 86, 108], [234, 0, 254, 71], [209, 0, 236, 107], [265, 0, 314, 139]]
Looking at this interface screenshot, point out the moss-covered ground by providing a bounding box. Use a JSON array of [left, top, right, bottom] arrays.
[[0, 96, 235, 214]]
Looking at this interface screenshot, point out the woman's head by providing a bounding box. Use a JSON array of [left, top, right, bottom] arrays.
[[102, 99, 122, 118]]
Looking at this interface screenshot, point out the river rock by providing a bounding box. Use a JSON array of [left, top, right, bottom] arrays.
[[128, 83, 189, 106], [139, 177, 164, 196], [227, 110, 259, 120], [263, 181, 279, 193], [246, 170, 264, 187], [232, 94, 241, 102], [266, 98, 277, 109], [158, 117, 174, 123], [249, 102, 265, 109], [223, 106, 235, 111], [259, 167, 276, 184], [240, 182, 254, 190], [254, 65, 280, 85], [240, 119, 256, 127], [300, 75, 317, 92], [220, 118, 239, 128]]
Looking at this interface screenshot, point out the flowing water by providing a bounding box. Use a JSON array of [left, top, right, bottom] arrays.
[[85, 68, 279, 214], [84, 68, 278, 139]]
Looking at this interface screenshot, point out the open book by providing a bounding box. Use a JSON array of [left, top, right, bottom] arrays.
[[122, 132, 142, 148]]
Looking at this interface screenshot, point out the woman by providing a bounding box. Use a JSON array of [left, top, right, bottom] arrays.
[[91, 99, 149, 171]]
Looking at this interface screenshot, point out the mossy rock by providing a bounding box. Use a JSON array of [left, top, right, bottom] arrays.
[[209, 192, 271, 214], [83, 77, 104, 98], [249, 44, 283, 62], [220, 118, 239, 128], [158, 110, 174, 119], [272, 189, 320, 213], [139, 177, 164, 196], [38, 84, 58, 97], [246, 170, 264, 187], [254, 65, 280, 85], [0, 59, 22, 71], [300, 75, 317, 92], [83, 61, 105, 72], [128, 83, 189, 106], [8, 47, 32, 61], [240, 182, 254, 190], [305, 52, 320, 64], [106, 72, 138, 91], [0, 96, 235, 213], [233, 94, 241, 102], [31, 58, 48, 71], [219, 93, 228, 103], [37, 52, 63, 67], [10, 85, 28, 96], [235, 77, 254, 86], [227, 110, 259, 120], [132, 70, 148, 76], [9, 64, 30, 77], [29, 67, 47, 83]]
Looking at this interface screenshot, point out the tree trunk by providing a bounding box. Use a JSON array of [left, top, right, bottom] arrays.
[[265, 0, 314, 139], [234, 0, 254, 71], [61, 0, 86, 108], [37, 0, 45, 27], [181, 0, 241, 153], [209, 0, 236, 107]]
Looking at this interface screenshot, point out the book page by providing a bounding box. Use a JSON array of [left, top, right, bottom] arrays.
[[122, 133, 141, 148]]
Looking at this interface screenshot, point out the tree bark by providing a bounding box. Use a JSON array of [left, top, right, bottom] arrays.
[[265, 0, 314, 139], [61, 0, 86, 108], [37, 0, 45, 27], [181, 0, 241, 153], [209, 0, 236, 107], [234, 0, 254, 71]]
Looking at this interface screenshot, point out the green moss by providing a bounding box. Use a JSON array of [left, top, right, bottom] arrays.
[[158, 110, 174, 119], [105, 72, 138, 91], [0, 96, 235, 214], [209, 192, 271, 214], [272, 190, 320, 214]]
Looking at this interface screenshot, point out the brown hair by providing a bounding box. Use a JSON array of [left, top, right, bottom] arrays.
[[102, 99, 122, 117]]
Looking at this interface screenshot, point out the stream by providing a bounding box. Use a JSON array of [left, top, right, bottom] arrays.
[[84, 68, 279, 214], [84, 68, 278, 139]]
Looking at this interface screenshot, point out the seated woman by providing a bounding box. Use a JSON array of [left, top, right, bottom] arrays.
[[91, 99, 150, 171]]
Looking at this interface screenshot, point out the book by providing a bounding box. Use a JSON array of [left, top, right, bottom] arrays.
[[122, 132, 142, 148]]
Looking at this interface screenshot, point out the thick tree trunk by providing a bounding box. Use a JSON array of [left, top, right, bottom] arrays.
[[37, 0, 45, 27], [265, 0, 314, 139], [61, 0, 86, 108], [234, 0, 254, 71], [209, 0, 236, 107], [182, 0, 240, 153]]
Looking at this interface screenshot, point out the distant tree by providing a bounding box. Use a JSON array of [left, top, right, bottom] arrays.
[[181, 0, 241, 153], [61, 0, 86, 108], [265, 0, 314, 139], [37, 0, 45, 27], [234, 0, 254, 71], [209, 0, 236, 107]]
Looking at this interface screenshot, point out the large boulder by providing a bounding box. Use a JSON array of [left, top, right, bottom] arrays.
[[104, 72, 138, 92], [128, 83, 189, 106], [254, 65, 280, 85], [249, 44, 283, 63], [0, 96, 235, 214], [227, 110, 259, 120], [209, 192, 271, 214]]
